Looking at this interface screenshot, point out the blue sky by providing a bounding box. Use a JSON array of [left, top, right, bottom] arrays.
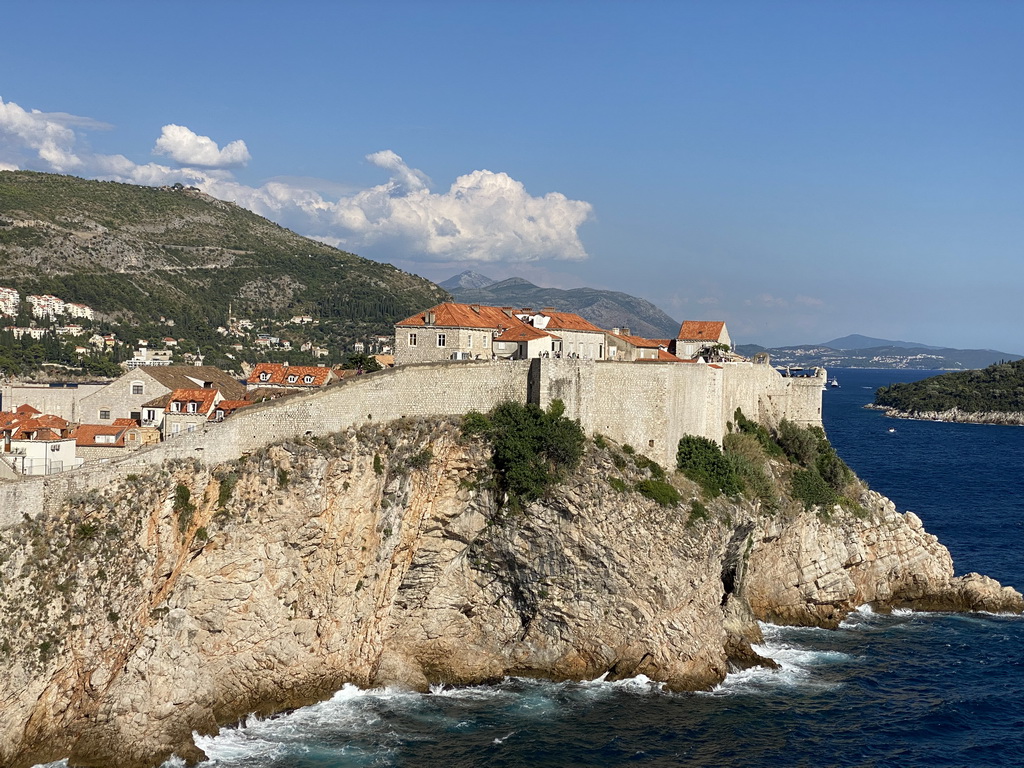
[[2, 1, 1022, 352]]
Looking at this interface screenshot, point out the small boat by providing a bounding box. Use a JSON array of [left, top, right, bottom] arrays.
[[888, 428, 896, 433], [830, 378, 840, 388]]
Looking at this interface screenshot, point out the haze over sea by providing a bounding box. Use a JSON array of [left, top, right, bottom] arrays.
[[38, 369, 1024, 768]]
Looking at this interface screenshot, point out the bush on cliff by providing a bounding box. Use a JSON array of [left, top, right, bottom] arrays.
[[773, 419, 856, 511], [676, 435, 743, 498], [462, 400, 585, 511]]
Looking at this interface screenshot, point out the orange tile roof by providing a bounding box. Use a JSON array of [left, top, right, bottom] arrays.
[[494, 324, 559, 342], [677, 321, 726, 341], [246, 363, 334, 387], [211, 400, 251, 420], [165, 388, 219, 414], [530, 310, 606, 333], [610, 332, 663, 348], [113, 417, 139, 427], [15, 404, 41, 415], [73, 424, 128, 447], [396, 302, 526, 331]]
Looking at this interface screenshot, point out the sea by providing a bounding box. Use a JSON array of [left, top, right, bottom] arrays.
[[40, 369, 1024, 768]]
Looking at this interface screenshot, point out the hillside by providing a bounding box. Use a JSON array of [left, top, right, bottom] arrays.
[[0, 171, 447, 371], [442, 271, 680, 339], [874, 359, 1024, 416]]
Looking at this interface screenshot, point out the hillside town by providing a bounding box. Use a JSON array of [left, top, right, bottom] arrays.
[[1, 300, 739, 478]]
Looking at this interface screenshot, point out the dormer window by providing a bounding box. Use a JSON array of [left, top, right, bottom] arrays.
[[259, 372, 271, 381], [171, 402, 181, 412], [287, 374, 297, 383], [187, 402, 198, 413]]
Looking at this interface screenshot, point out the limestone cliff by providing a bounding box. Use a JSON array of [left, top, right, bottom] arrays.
[[0, 419, 1019, 768]]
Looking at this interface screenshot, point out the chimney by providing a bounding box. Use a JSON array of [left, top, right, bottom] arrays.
[[612, 327, 620, 335], [621, 327, 631, 337]]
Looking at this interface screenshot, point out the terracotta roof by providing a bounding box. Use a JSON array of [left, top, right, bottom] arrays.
[[113, 418, 139, 427], [495, 324, 559, 342], [245, 387, 297, 403], [73, 424, 128, 447], [677, 321, 727, 341], [373, 354, 395, 367], [529, 310, 606, 334], [165, 388, 218, 414], [211, 400, 251, 420], [396, 302, 525, 331], [246, 363, 334, 388], [15, 404, 41, 415], [610, 332, 663, 349]]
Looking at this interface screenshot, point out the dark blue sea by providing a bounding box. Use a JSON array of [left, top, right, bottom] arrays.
[[46, 370, 1024, 767]]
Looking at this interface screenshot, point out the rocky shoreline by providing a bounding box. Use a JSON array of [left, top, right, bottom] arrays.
[[868, 404, 1024, 425], [2, 419, 1021, 768]]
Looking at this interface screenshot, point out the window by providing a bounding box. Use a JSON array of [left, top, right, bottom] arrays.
[[468, 334, 473, 349], [303, 375, 314, 384], [187, 402, 198, 413], [99, 409, 110, 420], [287, 374, 297, 383], [437, 333, 446, 347], [171, 402, 181, 412], [172, 423, 181, 435], [131, 382, 144, 395], [96, 434, 115, 444], [408, 332, 417, 346], [259, 372, 271, 381]]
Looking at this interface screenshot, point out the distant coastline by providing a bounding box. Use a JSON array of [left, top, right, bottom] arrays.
[[866, 404, 1024, 426]]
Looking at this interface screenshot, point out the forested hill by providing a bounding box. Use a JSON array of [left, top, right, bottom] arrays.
[[0, 171, 446, 350], [874, 359, 1024, 414]]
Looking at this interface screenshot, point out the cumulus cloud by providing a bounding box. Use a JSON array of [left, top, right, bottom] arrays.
[[153, 124, 250, 168], [0, 97, 593, 263]]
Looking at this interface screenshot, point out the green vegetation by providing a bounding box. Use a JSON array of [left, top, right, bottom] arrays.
[[635, 478, 681, 507], [677, 410, 857, 513], [173, 484, 195, 533], [874, 359, 1024, 414], [462, 400, 585, 511]]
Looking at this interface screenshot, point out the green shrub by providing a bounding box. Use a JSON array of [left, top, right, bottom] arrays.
[[173, 484, 195, 532], [633, 453, 666, 480], [608, 476, 628, 493], [373, 454, 383, 475], [677, 435, 742, 498], [277, 468, 290, 487], [689, 499, 709, 524], [791, 468, 840, 510], [216, 472, 238, 508], [407, 448, 433, 469], [635, 478, 681, 507], [471, 399, 585, 511], [461, 410, 491, 436]]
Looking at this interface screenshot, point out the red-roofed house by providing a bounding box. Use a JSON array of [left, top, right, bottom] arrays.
[[394, 302, 528, 364], [493, 323, 561, 360], [245, 363, 337, 391], [515, 309, 608, 359], [73, 423, 146, 461], [605, 331, 668, 361], [673, 321, 733, 360], [161, 388, 224, 439], [1, 407, 80, 475]]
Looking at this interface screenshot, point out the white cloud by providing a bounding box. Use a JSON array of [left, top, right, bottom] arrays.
[[0, 98, 593, 263], [153, 124, 250, 168], [0, 97, 84, 172]]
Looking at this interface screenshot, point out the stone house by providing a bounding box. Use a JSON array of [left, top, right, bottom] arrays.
[[73, 421, 147, 462], [674, 321, 733, 360], [515, 309, 608, 359], [394, 303, 525, 365], [159, 389, 224, 439], [80, 366, 246, 426], [492, 323, 560, 360], [605, 330, 670, 362]]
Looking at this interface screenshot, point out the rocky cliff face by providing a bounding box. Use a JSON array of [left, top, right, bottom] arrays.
[[1, 419, 1020, 768]]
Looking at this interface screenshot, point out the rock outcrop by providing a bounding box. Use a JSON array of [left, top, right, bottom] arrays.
[[1, 419, 1019, 768]]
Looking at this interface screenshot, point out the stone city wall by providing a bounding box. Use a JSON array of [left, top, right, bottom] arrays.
[[0, 359, 823, 528]]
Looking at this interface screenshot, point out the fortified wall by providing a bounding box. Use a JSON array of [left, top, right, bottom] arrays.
[[0, 359, 823, 528]]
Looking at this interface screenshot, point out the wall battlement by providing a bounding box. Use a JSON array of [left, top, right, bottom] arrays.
[[0, 359, 824, 529]]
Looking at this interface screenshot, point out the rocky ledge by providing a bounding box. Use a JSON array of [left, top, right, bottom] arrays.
[[1, 419, 1020, 768], [870, 404, 1024, 426]]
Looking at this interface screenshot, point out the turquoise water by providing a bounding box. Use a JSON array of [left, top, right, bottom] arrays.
[[43, 369, 1024, 767]]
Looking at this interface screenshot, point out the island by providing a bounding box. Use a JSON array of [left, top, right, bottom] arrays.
[[873, 359, 1024, 425]]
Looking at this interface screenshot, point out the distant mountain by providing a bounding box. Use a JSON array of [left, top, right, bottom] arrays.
[[736, 342, 1022, 371], [821, 334, 945, 351], [438, 270, 496, 292], [443, 271, 680, 339]]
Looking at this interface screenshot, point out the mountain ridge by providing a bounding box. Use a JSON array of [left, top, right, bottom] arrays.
[[442, 270, 681, 339]]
